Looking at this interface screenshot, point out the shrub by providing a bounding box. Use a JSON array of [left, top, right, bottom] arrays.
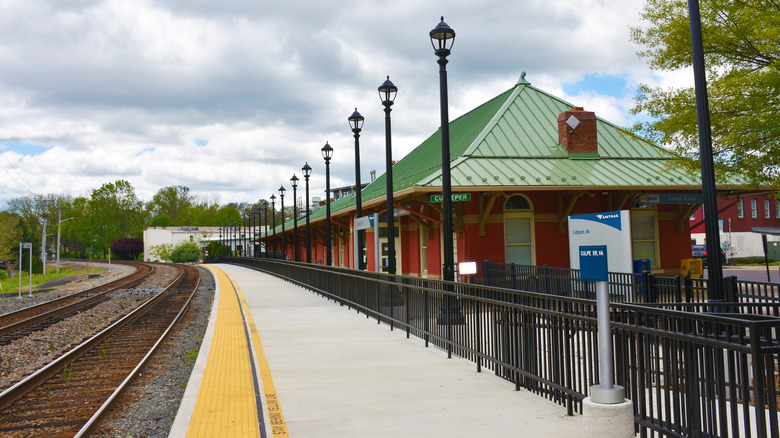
[[204, 241, 229, 258], [731, 256, 775, 265], [111, 238, 144, 260], [170, 241, 202, 263]]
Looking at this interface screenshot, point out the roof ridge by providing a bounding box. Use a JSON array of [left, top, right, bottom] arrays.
[[461, 82, 525, 157]]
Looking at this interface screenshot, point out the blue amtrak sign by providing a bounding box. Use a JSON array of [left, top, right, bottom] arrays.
[[579, 245, 608, 281]]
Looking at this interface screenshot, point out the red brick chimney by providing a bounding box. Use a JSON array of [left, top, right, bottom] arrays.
[[558, 107, 598, 156]]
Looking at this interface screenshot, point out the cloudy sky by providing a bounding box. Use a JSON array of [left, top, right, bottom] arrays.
[[0, 0, 691, 209]]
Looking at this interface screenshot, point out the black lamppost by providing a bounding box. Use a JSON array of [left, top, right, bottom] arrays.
[[302, 162, 312, 263], [291, 174, 299, 261], [230, 222, 235, 256], [322, 141, 334, 266], [219, 227, 222, 256], [262, 201, 268, 257], [431, 16, 456, 282], [687, 0, 723, 302], [431, 16, 464, 328], [253, 209, 259, 257], [279, 185, 286, 260], [270, 194, 277, 258], [248, 212, 253, 257], [379, 76, 398, 274], [243, 215, 248, 257], [257, 205, 262, 257], [349, 108, 365, 270]]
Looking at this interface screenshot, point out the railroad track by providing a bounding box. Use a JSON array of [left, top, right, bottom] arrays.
[[0, 263, 202, 437], [0, 262, 153, 346]]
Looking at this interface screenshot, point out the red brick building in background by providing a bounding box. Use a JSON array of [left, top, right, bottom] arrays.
[[690, 193, 780, 259]]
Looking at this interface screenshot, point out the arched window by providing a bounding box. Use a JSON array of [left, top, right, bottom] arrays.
[[504, 195, 534, 265]]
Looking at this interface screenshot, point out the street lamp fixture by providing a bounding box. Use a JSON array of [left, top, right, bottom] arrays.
[[379, 76, 397, 275], [279, 185, 286, 260], [322, 141, 334, 266], [302, 162, 312, 263], [349, 108, 365, 270], [431, 16, 464, 327], [270, 194, 276, 258], [291, 174, 299, 262]]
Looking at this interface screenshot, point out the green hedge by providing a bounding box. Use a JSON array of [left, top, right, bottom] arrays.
[[730, 256, 775, 265]]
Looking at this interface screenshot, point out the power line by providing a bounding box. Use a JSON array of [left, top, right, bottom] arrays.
[[0, 149, 41, 197]]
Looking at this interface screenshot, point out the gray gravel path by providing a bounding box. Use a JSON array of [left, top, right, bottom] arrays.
[[90, 265, 214, 438]]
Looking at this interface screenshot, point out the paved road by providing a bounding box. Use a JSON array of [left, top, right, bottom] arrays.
[[716, 266, 780, 283]]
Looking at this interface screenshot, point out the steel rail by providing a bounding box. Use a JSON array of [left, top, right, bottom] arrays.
[[75, 266, 202, 437], [0, 261, 152, 329], [0, 264, 184, 411], [0, 263, 155, 345], [0, 265, 200, 437]]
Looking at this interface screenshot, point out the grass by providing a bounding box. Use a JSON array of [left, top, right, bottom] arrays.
[[0, 265, 106, 297]]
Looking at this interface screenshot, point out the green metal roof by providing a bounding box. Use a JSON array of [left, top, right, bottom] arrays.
[[359, 73, 698, 201], [268, 73, 742, 234]]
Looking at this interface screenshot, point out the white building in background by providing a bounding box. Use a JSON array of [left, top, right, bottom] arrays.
[[143, 227, 217, 261], [143, 226, 266, 261]]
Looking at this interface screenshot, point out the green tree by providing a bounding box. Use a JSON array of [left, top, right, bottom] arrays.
[[65, 196, 93, 258], [88, 180, 145, 258], [0, 211, 23, 272], [631, 0, 780, 187], [6, 194, 69, 264], [147, 185, 194, 222], [149, 213, 176, 227], [216, 205, 241, 225]]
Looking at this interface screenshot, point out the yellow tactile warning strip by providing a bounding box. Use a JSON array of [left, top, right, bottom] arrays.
[[187, 266, 261, 437], [230, 272, 289, 437], [187, 265, 289, 438]]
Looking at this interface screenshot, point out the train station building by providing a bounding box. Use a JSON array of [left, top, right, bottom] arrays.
[[263, 73, 764, 278]]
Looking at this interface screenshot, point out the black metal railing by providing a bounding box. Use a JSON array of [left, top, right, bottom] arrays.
[[479, 261, 780, 316], [215, 257, 780, 438]]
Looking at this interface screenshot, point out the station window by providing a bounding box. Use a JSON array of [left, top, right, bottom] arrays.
[[751, 199, 757, 218], [776, 200, 780, 219], [765, 199, 771, 219], [503, 195, 534, 265], [631, 197, 659, 268], [738, 199, 744, 218]]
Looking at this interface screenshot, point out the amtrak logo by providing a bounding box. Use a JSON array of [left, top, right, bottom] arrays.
[[571, 210, 624, 231]]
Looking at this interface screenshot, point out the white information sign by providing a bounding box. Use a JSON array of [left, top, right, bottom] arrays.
[[568, 210, 632, 275]]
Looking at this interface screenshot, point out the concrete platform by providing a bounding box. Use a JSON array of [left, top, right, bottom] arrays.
[[174, 263, 583, 437]]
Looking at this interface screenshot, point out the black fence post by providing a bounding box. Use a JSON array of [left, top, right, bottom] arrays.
[[645, 271, 656, 303], [684, 272, 693, 303], [724, 275, 739, 314]]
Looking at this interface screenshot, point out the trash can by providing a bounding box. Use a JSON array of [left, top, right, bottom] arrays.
[[633, 259, 650, 295]]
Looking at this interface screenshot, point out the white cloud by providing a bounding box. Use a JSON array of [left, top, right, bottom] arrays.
[[0, 0, 687, 207]]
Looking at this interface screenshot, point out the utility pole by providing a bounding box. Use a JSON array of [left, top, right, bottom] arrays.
[[41, 201, 48, 276]]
